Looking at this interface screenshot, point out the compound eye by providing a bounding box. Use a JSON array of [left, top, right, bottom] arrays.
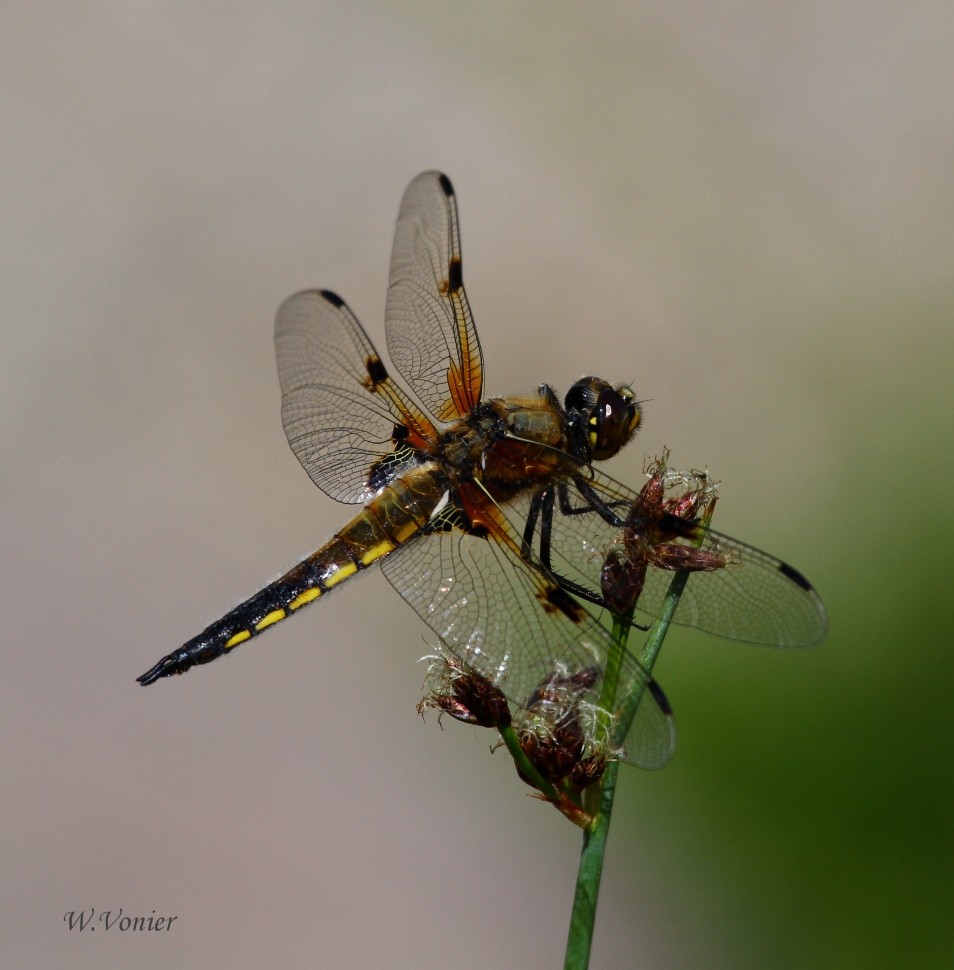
[[588, 388, 641, 461]]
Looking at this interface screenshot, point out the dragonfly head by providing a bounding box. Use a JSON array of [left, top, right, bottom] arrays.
[[565, 377, 641, 462]]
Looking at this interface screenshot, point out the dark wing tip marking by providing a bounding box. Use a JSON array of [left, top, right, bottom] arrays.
[[446, 256, 463, 293], [437, 173, 455, 197], [365, 355, 389, 386], [778, 561, 814, 592], [319, 289, 345, 308], [646, 678, 673, 716]]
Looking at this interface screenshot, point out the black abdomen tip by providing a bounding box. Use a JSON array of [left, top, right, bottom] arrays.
[[137, 653, 188, 685]]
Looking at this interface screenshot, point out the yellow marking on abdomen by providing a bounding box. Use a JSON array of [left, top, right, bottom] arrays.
[[255, 609, 286, 631], [225, 630, 251, 649], [288, 587, 321, 611], [388, 518, 421, 543], [322, 561, 358, 589], [360, 539, 396, 566]]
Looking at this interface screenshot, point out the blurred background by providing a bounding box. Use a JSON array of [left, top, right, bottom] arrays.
[[2, 2, 952, 967]]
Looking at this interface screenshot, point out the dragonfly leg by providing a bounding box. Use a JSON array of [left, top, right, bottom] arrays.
[[557, 480, 593, 516], [573, 476, 627, 528], [522, 491, 543, 560], [559, 480, 630, 519], [539, 488, 555, 570], [550, 482, 651, 633], [544, 568, 652, 634]]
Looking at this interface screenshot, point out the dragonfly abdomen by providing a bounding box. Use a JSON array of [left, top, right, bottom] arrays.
[[137, 466, 445, 685]]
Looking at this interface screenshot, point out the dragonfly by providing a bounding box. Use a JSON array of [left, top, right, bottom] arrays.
[[138, 171, 825, 772]]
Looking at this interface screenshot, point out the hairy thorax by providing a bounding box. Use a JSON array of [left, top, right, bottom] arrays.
[[434, 394, 575, 504]]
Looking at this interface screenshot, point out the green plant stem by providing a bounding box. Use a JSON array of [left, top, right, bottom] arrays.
[[598, 612, 630, 713], [615, 570, 690, 747], [499, 723, 562, 803], [563, 757, 619, 969], [563, 572, 690, 970]]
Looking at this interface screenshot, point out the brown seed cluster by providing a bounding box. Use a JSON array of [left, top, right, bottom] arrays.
[[419, 651, 620, 807], [418, 652, 511, 729], [516, 666, 616, 794], [601, 451, 729, 614]]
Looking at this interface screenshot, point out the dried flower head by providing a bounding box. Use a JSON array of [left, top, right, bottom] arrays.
[[418, 649, 512, 729], [515, 664, 622, 791], [600, 450, 731, 614]]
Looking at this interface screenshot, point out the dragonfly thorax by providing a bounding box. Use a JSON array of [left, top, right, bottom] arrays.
[[430, 394, 577, 502], [434, 402, 505, 482]]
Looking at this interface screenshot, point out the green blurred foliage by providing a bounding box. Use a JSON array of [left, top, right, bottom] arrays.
[[620, 286, 954, 968]]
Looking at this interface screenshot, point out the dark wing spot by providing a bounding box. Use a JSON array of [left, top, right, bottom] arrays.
[[366, 356, 388, 386], [646, 678, 673, 716], [541, 585, 586, 623], [438, 173, 455, 197], [366, 456, 392, 493], [367, 442, 418, 492], [446, 256, 463, 293], [320, 289, 345, 308], [778, 561, 813, 592], [392, 423, 409, 442]]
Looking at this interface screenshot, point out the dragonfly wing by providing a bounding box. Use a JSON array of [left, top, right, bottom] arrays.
[[543, 469, 828, 648], [636, 528, 829, 648], [385, 171, 484, 421], [275, 289, 436, 504], [621, 678, 677, 771], [380, 485, 675, 769]]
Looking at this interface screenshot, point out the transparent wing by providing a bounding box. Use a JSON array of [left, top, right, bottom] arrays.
[[275, 289, 437, 504], [385, 171, 484, 422], [538, 469, 828, 648], [634, 526, 828, 647], [380, 483, 675, 769], [623, 679, 676, 771]]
